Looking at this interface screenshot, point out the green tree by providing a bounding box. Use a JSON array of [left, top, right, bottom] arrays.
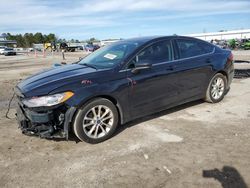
[[15, 34, 26, 47], [86, 37, 99, 44], [6, 33, 15, 41], [23, 33, 35, 47], [4, 33, 61, 47], [34, 32, 44, 43], [45, 33, 56, 42]]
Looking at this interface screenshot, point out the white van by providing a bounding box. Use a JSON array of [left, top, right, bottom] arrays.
[[0, 46, 7, 55]]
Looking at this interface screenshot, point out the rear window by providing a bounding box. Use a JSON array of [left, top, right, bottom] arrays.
[[198, 41, 214, 53], [176, 39, 214, 59]]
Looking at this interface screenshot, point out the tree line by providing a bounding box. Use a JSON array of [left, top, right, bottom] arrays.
[[2, 32, 101, 48], [4, 33, 57, 48]]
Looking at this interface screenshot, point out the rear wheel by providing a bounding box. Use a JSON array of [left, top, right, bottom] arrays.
[[73, 98, 119, 143], [205, 73, 227, 103]]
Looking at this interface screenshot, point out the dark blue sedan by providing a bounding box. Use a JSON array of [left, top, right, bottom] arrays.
[[15, 36, 234, 143]]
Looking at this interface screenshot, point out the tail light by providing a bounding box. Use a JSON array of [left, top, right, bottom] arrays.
[[228, 52, 234, 62], [226, 52, 234, 71]]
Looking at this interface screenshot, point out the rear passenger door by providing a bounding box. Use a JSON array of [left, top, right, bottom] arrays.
[[174, 38, 215, 99]]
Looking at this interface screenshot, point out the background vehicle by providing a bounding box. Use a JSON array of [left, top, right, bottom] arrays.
[[0, 46, 6, 54], [15, 36, 234, 143], [84, 44, 94, 52], [93, 44, 100, 51], [59, 42, 78, 52], [210, 38, 250, 50], [27, 48, 34, 52], [84, 44, 100, 52], [4, 47, 16, 56], [242, 39, 250, 50], [44, 42, 57, 51], [77, 46, 84, 50]]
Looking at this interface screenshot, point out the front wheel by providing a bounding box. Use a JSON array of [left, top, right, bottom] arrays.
[[205, 73, 227, 103], [73, 98, 119, 143]]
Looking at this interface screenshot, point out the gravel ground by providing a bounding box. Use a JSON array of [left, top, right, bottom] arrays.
[[0, 51, 250, 188]]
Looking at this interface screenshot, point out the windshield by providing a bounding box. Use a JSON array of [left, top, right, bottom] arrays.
[[79, 41, 142, 69]]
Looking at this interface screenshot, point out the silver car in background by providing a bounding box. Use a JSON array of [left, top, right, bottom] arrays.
[[0, 46, 6, 55], [3, 47, 16, 56]]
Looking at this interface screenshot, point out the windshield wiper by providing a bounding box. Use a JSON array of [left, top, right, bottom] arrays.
[[81, 63, 98, 70]]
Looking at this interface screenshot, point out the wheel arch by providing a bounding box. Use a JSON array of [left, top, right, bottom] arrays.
[[215, 70, 229, 90], [208, 67, 228, 85], [76, 95, 124, 125], [204, 69, 228, 99], [217, 70, 228, 81], [204, 70, 228, 103]]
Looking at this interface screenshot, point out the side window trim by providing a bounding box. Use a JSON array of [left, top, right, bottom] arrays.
[[122, 39, 174, 70], [119, 39, 215, 72], [175, 38, 215, 60], [172, 39, 180, 60]]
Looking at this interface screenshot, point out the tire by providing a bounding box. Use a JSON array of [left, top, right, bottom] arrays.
[[205, 73, 227, 103], [73, 98, 119, 143]]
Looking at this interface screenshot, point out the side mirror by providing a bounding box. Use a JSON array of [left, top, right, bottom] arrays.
[[53, 62, 67, 68], [53, 63, 62, 68], [131, 61, 152, 74]]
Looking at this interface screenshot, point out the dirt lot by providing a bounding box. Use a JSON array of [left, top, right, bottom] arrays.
[[0, 51, 250, 188]]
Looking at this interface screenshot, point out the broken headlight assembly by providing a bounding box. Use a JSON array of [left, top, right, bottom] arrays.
[[22, 91, 74, 108]]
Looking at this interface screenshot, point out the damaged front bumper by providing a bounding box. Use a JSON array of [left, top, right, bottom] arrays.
[[16, 100, 76, 140]]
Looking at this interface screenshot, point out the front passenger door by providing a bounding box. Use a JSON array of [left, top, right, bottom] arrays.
[[126, 40, 179, 118]]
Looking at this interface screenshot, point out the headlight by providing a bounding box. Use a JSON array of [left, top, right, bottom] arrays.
[[22, 91, 74, 107]]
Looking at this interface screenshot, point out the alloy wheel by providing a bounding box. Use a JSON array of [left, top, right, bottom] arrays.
[[82, 105, 114, 139], [211, 77, 225, 100]]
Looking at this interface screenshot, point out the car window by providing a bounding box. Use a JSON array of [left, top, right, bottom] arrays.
[[128, 40, 172, 68], [79, 41, 142, 69], [198, 41, 215, 53], [176, 39, 213, 59]]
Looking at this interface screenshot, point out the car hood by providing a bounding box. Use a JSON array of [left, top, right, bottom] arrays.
[[17, 64, 105, 97]]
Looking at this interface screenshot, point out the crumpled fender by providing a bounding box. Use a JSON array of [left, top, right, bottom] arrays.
[[63, 107, 77, 140]]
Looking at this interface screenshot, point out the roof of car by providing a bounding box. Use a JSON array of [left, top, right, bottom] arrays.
[[121, 35, 199, 44], [123, 36, 170, 43]]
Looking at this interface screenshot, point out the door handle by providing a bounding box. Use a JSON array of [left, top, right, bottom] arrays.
[[166, 65, 175, 71], [206, 59, 211, 64]]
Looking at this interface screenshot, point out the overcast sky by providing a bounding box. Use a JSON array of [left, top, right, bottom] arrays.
[[1, 0, 250, 40]]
